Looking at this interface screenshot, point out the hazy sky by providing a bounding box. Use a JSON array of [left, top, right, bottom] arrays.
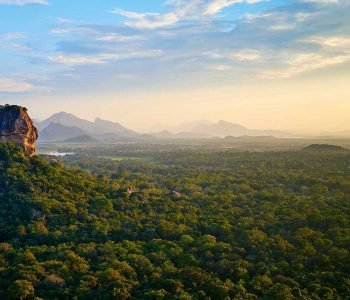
[[0, 0, 349, 133]]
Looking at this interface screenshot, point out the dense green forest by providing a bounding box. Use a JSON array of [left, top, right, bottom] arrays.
[[0, 143, 349, 299]]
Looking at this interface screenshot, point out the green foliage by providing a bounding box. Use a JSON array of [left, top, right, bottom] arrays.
[[8, 280, 35, 300], [0, 143, 349, 299]]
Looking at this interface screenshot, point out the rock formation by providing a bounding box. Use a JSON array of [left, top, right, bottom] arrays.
[[0, 105, 38, 156]]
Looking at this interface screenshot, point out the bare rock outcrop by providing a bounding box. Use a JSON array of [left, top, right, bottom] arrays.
[[0, 105, 38, 156]]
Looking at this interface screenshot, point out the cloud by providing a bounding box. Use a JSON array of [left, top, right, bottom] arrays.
[[207, 64, 232, 71], [1, 32, 25, 41], [0, 32, 31, 51], [261, 52, 350, 79], [204, 0, 264, 15], [268, 35, 350, 77], [218, 0, 350, 79], [113, 0, 266, 29], [0, 0, 47, 5], [305, 36, 350, 48], [0, 78, 33, 92], [268, 23, 296, 31], [49, 50, 163, 67], [112, 9, 179, 29], [113, 9, 160, 20], [49, 53, 118, 66], [231, 49, 261, 61], [9, 0, 348, 94], [203, 49, 262, 62], [95, 33, 144, 42], [301, 0, 338, 4], [200, 3, 350, 81], [54, 0, 349, 83], [244, 10, 312, 32], [52, 23, 144, 43]]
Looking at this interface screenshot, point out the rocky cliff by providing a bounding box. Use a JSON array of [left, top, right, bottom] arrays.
[[0, 105, 38, 156]]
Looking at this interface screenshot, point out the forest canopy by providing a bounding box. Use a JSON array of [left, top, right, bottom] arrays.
[[0, 143, 349, 299]]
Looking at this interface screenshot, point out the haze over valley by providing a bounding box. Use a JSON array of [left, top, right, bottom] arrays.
[[35, 111, 350, 144]]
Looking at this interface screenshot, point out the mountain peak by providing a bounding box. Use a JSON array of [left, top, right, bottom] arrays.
[[56, 111, 73, 115], [217, 120, 245, 127], [94, 117, 120, 125], [51, 111, 78, 118], [38, 112, 139, 141]]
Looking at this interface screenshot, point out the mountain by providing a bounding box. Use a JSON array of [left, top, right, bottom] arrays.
[[39, 112, 92, 131], [38, 112, 139, 141], [63, 134, 97, 143], [224, 135, 277, 141], [302, 144, 349, 153], [147, 120, 212, 134], [152, 120, 291, 139], [39, 112, 291, 142], [40, 123, 88, 142], [191, 120, 291, 138], [92, 118, 138, 137], [150, 130, 210, 139]]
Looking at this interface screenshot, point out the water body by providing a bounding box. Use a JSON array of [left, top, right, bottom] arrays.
[[49, 151, 75, 157]]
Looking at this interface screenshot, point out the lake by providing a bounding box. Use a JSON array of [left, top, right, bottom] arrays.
[[49, 151, 75, 157]]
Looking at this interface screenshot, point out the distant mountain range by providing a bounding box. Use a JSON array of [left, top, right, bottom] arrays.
[[151, 120, 291, 139], [150, 130, 211, 140], [37, 112, 140, 142], [190, 120, 290, 138], [36, 112, 293, 143]]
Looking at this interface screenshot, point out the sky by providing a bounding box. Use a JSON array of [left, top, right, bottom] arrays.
[[0, 0, 349, 134]]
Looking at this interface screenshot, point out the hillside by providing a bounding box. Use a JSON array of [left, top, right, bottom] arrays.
[[40, 123, 88, 141], [302, 144, 349, 152], [0, 143, 349, 299], [63, 134, 98, 143]]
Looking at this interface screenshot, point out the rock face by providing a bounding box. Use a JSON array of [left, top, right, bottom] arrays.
[[0, 105, 38, 156]]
